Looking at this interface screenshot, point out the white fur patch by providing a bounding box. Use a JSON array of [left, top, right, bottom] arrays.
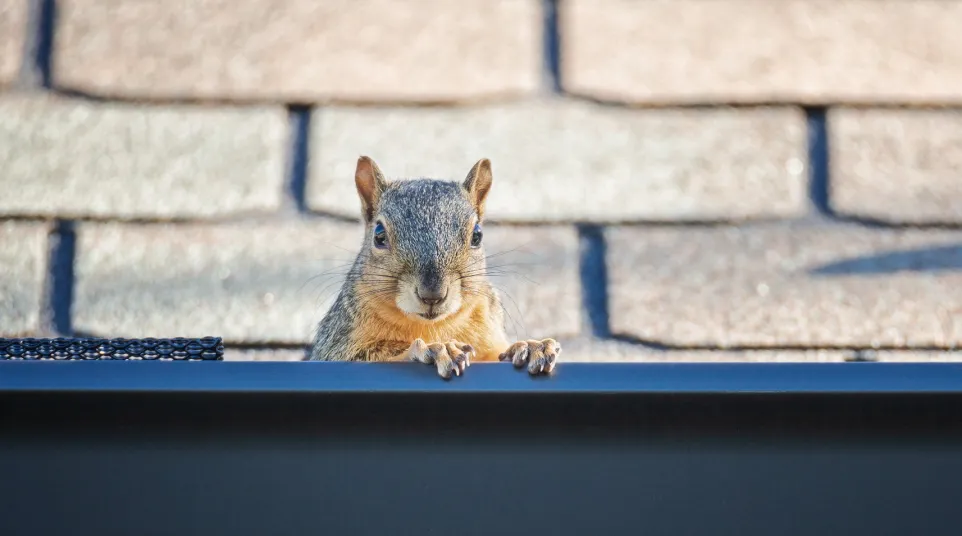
[[394, 277, 463, 322]]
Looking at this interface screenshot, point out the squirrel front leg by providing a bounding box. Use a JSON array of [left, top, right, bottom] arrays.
[[475, 325, 562, 376], [385, 339, 474, 380], [497, 339, 561, 375]]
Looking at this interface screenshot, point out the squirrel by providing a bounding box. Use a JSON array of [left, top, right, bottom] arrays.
[[308, 156, 561, 379]]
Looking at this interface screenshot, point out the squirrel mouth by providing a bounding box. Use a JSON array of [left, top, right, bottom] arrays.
[[418, 310, 442, 320]]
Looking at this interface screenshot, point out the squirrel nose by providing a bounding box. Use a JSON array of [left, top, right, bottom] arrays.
[[416, 287, 447, 306]]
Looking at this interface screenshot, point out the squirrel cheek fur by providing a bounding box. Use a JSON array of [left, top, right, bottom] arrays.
[[308, 156, 560, 379]]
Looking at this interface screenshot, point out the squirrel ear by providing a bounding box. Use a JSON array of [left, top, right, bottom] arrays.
[[463, 158, 493, 219], [355, 156, 388, 223]]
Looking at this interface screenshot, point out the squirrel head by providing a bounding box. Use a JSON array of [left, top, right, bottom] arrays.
[[352, 156, 494, 323]]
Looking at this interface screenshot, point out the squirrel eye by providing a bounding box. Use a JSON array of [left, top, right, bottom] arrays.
[[470, 223, 483, 248], [373, 222, 388, 249]]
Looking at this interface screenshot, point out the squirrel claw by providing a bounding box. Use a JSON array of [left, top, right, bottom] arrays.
[[408, 338, 474, 380], [500, 339, 561, 376]]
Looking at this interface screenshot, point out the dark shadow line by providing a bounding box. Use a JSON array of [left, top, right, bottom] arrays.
[[577, 224, 610, 338], [46, 220, 76, 336], [806, 107, 831, 216], [35, 0, 57, 88], [608, 334, 672, 351], [543, 0, 561, 93], [809, 245, 962, 275], [286, 106, 312, 214]]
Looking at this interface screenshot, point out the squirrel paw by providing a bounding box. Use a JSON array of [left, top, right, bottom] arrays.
[[408, 338, 474, 380], [499, 339, 561, 375]]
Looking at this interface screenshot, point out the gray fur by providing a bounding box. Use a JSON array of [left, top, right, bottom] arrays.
[[308, 244, 368, 362], [309, 178, 484, 362], [380, 179, 476, 288]]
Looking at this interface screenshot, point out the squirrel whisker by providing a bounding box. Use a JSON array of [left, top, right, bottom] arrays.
[[296, 264, 359, 292], [300, 257, 404, 297], [461, 287, 527, 340], [458, 269, 538, 286], [353, 290, 399, 301], [463, 241, 537, 269]]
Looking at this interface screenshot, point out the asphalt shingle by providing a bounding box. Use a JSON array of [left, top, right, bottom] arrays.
[[307, 100, 808, 222], [74, 220, 364, 344], [0, 0, 27, 87], [0, 222, 49, 336], [871, 351, 962, 362], [53, 0, 541, 103], [224, 348, 307, 361], [0, 94, 287, 219], [830, 108, 962, 224], [483, 226, 582, 341], [562, 0, 962, 105], [606, 222, 962, 348], [556, 338, 846, 362]]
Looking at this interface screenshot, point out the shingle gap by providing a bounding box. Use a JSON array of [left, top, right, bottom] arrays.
[[44, 219, 76, 336], [286, 106, 312, 214], [577, 224, 610, 338], [806, 107, 832, 216], [542, 0, 561, 93]]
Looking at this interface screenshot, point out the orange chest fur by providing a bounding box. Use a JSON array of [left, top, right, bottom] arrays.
[[354, 300, 502, 356]]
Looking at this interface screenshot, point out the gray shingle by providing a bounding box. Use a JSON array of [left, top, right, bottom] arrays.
[[872, 351, 962, 362], [607, 222, 962, 348], [0, 94, 287, 219], [829, 108, 962, 224], [562, 0, 962, 105], [52, 0, 541, 103], [556, 338, 845, 362], [74, 220, 364, 344], [0, 0, 27, 87], [484, 225, 582, 341], [224, 348, 307, 361], [307, 100, 808, 222], [0, 222, 49, 336]]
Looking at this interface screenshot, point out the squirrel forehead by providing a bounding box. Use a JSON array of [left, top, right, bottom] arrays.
[[378, 179, 476, 226], [375, 179, 478, 260]]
